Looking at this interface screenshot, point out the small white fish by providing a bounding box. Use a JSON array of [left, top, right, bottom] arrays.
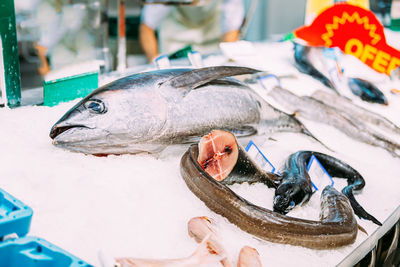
[[188, 216, 233, 267], [237, 246, 262, 267], [115, 234, 223, 267]]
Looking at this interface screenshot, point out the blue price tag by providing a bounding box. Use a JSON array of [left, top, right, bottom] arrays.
[[257, 74, 281, 91], [328, 67, 341, 88], [154, 54, 170, 69], [188, 51, 203, 68], [306, 155, 334, 191], [323, 48, 346, 90], [322, 48, 338, 60], [245, 140, 277, 173]]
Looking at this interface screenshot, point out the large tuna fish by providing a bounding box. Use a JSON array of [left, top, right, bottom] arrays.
[[49, 66, 322, 155]]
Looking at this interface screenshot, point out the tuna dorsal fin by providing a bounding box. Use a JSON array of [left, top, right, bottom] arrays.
[[162, 66, 261, 96]]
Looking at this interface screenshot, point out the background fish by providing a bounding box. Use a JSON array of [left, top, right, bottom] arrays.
[[347, 78, 388, 105], [293, 43, 338, 94], [293, 43, 388, 105], [267, 87, 400, 157], [50, 66, 322, 155], [311, 90, 400, 136]]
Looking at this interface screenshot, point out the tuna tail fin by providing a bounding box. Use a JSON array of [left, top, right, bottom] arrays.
[[189, 234, 227, 266], [290, 113, 334, 152]]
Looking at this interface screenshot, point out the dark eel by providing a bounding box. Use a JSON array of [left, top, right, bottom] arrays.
[[180, 144, 358, 249], [347, 78, 388, 105], [273, 151, 382, 226], [273, 151, 313, 213]]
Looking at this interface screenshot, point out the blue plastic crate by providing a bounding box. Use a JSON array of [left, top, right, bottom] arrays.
[[0, 189, 33, 238], [0, 236, 92, 267]]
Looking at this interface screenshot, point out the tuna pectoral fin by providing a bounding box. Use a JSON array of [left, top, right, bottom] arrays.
[[161, 66, 261, 96], [290, 113, 334, 152]]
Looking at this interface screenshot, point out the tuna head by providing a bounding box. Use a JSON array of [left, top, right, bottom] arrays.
[[49, 85, 167, 155]]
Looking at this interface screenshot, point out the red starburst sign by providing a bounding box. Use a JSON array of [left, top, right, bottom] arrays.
[[293, 3, 400, 76]]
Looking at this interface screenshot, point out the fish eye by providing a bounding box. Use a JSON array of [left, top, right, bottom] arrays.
[[85, 99, 107, 114]]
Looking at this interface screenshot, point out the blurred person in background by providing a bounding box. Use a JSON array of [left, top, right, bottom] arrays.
[[33, 0, 96, 76], [139, 0, 244, 62]]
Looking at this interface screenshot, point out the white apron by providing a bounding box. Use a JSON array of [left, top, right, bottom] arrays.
[[159, 0, 223, 55]]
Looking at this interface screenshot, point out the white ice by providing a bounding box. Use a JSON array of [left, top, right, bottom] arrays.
[[1, 35, 400, 266]]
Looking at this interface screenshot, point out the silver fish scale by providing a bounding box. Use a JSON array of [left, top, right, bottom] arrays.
[[162, 85, 261, 139]]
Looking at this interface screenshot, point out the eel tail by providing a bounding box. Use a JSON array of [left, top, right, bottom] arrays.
[[342, 186, 382, 226]]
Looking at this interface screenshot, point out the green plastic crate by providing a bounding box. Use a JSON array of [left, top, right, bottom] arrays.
[[168, 45, 193, 60], [43, 71, 99, 107], [391, 19, 400, 31]]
